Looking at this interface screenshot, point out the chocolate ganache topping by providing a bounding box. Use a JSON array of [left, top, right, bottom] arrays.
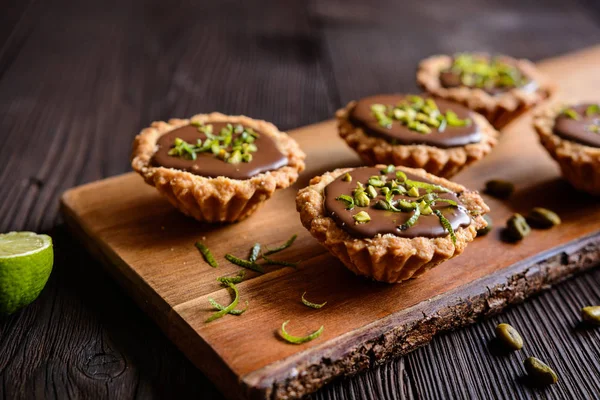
[[439, 53, 537, 96], [324, 166, 471, 239], [553, 103, 600, 148], [350, 94, 481, 148], [152, 122, 288, 179]]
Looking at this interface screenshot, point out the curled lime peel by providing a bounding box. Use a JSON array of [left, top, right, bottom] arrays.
[[205, 282, 239, 323], [264, 234, 298, 255], [195, 242, 218, 268], [280, 320, 324, 344], [434, 209, 457, 246], [225, 253, 264, 273], [301, 292, 327, 309], [216, 270, 245, 285], [209, 298, 248, 316], [262, 255, 298, 268]]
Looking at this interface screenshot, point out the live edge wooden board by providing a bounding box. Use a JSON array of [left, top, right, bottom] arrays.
[[61, 46, 600, 400]]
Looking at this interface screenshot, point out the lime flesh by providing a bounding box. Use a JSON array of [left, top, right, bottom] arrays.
[[0, 232, 53, 315]]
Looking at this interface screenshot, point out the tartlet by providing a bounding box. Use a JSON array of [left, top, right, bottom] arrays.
[[417, 53, 554, 129], [296, 165, 489, 283], [337, 94, 498, 178], [131, 113, 305, 222], [534, 103, 600, 196]]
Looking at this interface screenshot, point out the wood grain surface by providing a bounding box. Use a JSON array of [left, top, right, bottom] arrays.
[[1, 1, 600, 399], [61, 47, 600, 399]]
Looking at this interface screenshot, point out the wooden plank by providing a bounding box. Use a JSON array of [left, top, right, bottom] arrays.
[[60, 45, 600, 399]]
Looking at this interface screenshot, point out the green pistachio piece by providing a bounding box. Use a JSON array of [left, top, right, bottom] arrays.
[[585, 104, 600, 116], [526, 207, 561, 229], [524, 357, 558, 386], [581, 306, 600, 326], [407, 187, 420, 197], [366, 185, 378, 199], [484, 179, 514, 199], [374, 200, 390, 210], [476, 215, 493, 236], [354, 192, 371, 207], [504, 213, 531, 242], [495, 323, 523, 351], [563, 108, 580, 120], [368, 176, 386, 187], [353, 211, 371, 224]]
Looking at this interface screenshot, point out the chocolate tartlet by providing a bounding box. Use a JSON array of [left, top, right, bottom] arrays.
[[337, 94, 498, 177], [132, 113, 306, 222], [417, 53, 554, 129], [534, 103, 600, 196], [296, 165, 489, 283]]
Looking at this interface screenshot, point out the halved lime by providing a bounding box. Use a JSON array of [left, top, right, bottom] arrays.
[[0, 232, 54, 315]]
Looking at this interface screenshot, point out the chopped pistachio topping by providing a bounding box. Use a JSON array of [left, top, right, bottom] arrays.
[[301, 292, 327, 309], [561, 105, 600, 133], [280, 320, 324, 344], [353, 211, 371, 224], [335, 170, 460, 245], [562, 108, 581, 120], [354, 191, 370, 207], [371, 95, 471, 134], [381, 165, 395, 174], [446, 53, 528, 90], [366, 185, 378, 198], [585, 104, 600, 117], [168, 123, 259, 164], [336, 194, 355, 210], [342, 172, 352, 182], [407, 187, 420, 197]]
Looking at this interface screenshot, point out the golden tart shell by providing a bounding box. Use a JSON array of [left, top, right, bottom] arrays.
[[417, 55, 555, 129], [131, 113, 306, 222], [534, 105, 600, 196], [337, 102, 499, 178], [296, 165, 489, 283]]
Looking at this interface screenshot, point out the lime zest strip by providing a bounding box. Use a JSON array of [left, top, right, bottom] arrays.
[[209, 298, 248, 316], [434, 210, 457, 246], [248, 243, 261, 263], [264, 234, 297, 255], [399, 204, 421, 231], [216, 270, 245, 285], [205, 282, 239, 323], [280, 320, 324, 344], [225, 254, 264, 273], [262, 255, 298, 268], [195, 242, 218, 268], [301, 292, 327, 309]]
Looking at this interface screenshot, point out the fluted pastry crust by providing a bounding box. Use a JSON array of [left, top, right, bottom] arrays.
[[132, 113, 306, 222], [296, 165, 489, 283], [337, 103, 499, 178], [534, 105, 600, 196], [417, 55, 555, 129]]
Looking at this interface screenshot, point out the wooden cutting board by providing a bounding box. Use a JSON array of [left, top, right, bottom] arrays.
[[60, 46, 600, 400]]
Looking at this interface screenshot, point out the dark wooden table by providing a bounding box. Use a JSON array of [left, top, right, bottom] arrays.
[[1, 1, 600, 399]]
